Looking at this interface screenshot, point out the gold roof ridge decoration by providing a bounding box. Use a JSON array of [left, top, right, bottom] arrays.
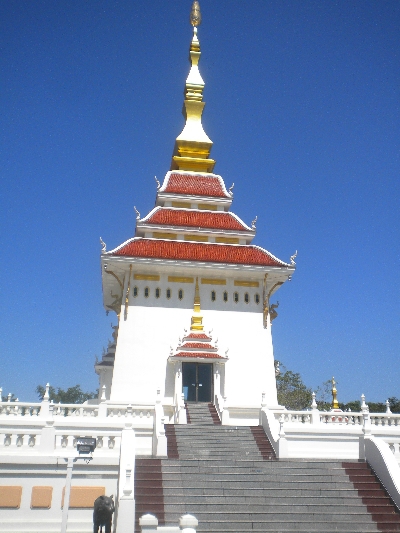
[[171, 1, 216, 174], [190, 277, 204, 331]]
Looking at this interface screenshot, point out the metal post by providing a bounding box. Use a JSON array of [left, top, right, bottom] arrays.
[[61, 457, 76, 533]]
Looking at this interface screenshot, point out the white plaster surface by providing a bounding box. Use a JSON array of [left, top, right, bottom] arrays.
[[110, 276, 277, 407]]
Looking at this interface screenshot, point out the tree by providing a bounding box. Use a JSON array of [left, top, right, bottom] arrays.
[[36, 384, 97, 404], [276, 363, 312, 410], [1, 393, 17, 402]]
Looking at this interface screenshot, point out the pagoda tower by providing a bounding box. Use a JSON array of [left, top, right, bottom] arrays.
[[99, 2, 295, 418]]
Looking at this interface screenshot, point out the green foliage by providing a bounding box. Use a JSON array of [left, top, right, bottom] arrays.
[[339, 397, 400, 414], [276, 364, 312, 410], [276, 366, 400, 413], [36, 384, 97, 404], [339, 400, 361, 412], [1, 393, 17, 402]]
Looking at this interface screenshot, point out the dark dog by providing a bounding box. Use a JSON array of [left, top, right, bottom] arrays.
[[93, 495, 115, 533]]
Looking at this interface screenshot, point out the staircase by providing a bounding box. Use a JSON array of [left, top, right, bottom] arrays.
[[135, 403, 400, 532]]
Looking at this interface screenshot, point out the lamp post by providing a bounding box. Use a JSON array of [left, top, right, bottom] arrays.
[[61, 437, 96, 533]]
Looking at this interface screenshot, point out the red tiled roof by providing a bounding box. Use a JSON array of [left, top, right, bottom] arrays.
[[144, 208, 249, 231], [173, 352, 226, 359], [162, 173, 230, 198], [111, 239, 287, 267], [180, 343, 215, 349], [185, 333, 211, 340]]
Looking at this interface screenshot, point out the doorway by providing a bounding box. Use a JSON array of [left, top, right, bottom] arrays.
[[182, 362, 213, 402]]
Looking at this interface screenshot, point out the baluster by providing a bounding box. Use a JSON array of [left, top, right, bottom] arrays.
[[96, 437, 103, 449], [28, 435, 36, 447], [108, 437, 115, 449], [16, 434, 24, 447], [4, 434, 12, 446]]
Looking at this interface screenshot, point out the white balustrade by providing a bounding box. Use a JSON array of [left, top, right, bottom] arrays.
[[0, 402, 41, 417]]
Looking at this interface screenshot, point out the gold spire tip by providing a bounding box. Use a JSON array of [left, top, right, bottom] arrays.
[[190, 1, 201, 27]]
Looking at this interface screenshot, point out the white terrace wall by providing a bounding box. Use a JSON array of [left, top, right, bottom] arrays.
[[0, 395, 159, 533]]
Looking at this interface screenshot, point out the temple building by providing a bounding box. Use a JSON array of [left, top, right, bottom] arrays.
[[2, 4, 400, 533], [98, 5, 295, 420]]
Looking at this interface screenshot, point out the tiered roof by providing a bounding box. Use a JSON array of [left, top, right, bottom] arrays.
[[111, 238, 287, 267], [103, 6, 292, 272], [159, 172, 231, 198], [141, 208, 249, 231]]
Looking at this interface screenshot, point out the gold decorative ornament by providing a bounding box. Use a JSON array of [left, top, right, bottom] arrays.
[[331, 377, 340, 409], [190, 277, 204, 331], [190, 1, 201, 27], [172, 201, 192, 208], [124, 265, 132, 321], [134, 274, 160, 281], [215, 237, 239, 244], [198, 203, 217, 211], [104, 269, 123, 290], [153, 232, 178, 240], [184, 234, 208, 242], [201, 278, 226, 285], [171, 1, 215, 172], [168, 276, 194, 283], [234, 280, 260, 288]]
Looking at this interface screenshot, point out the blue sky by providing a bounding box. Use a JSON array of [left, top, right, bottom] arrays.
[[1, 1, 399, 404]]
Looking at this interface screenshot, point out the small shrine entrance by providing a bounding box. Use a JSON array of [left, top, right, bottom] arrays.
[[182, 362, 213, 402]]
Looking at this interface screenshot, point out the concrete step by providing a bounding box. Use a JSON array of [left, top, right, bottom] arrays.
[[157, 421, 400, 533]]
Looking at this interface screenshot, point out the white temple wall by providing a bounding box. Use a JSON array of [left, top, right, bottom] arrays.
[[110, 273, 278, 407], [0, 461, 118, 533]]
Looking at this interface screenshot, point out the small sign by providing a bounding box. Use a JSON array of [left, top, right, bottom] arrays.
[[76, 437, 96, 454]]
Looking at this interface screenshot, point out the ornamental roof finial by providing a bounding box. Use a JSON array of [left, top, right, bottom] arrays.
[[331, 376, 340, 409], [190, 277, 204, 331], [190, 1, 201, 27], [171, 2, 215, 173]]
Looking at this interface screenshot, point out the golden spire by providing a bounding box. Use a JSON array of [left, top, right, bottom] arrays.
[[190, 277, 204, 331], [331, 377, 340, 409], [171, 1, 215, 173]]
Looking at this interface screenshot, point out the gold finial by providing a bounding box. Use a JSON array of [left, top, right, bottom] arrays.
[[190, 277, 204, 331], [190, 1, 201, 27], [331, 377, 340, 409], [171, 1, 215, 173]]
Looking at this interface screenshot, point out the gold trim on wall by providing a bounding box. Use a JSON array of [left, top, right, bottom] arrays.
[[198, 203, 217, 211], [216, 237, 239, 244], [184, 234, 208, 242], [172, 201, 191, 208], [134, 274, 160, 281], [168, 276, 194, 283], [234, 280, 260, 287], [201, 278, 226, 285], [153, 232, 178, 240]]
